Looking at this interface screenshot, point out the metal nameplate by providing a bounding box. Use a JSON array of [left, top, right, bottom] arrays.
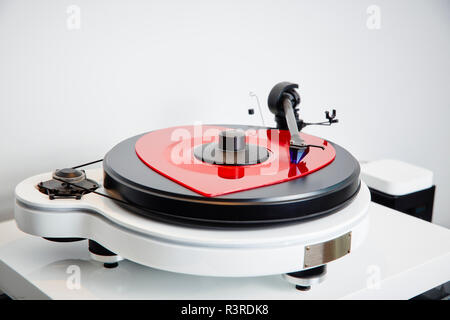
[[304, 232, 352, 268]]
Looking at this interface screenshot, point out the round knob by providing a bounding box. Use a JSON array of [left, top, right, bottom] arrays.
[[218, 129, 246, 152], [267, 82, 300, 116], [52, 168, 86, 183]]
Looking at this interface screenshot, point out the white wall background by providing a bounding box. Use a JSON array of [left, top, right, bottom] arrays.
[[0, 0, 449, 226]]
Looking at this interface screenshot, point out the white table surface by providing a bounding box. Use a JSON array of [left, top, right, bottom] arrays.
[[0, 202, 449, 300]]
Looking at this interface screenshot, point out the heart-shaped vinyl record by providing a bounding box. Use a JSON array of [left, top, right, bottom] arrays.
[[134, 125, 336, 197]]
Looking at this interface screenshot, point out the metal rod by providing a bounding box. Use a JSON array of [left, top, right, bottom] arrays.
[[282, 99, 305, 149]]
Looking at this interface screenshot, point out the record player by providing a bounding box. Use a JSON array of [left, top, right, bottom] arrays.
[[14, 82, 370, 291]]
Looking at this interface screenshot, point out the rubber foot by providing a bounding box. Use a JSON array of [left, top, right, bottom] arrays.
[[103, 262, 118, 269], [295, 285, 311, 291]]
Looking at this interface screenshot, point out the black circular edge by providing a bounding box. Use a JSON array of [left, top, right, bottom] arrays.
[[103, 166, 360, 228]]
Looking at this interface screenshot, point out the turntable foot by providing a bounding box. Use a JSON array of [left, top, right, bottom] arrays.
[[88, 240, 123, 267], [103, 262, 119, 269], [282, 265, 327, 291], [295, 285, 311, 291]]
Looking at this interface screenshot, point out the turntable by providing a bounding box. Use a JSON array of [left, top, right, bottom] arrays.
[[14, 82, 370, 291]]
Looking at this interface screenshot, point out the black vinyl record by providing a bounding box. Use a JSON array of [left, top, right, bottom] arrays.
[[103, 125, 360, 227]]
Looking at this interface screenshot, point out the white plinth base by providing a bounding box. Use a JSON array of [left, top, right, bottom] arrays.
[[1, 202, 449, 300]]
